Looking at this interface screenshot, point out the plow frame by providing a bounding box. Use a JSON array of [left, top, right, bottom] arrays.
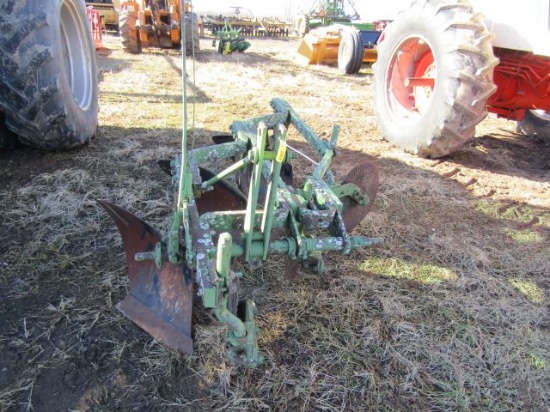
[[102, 99, 381, 367], [168, 99, 380, 366], [99, 2, 380, 368]]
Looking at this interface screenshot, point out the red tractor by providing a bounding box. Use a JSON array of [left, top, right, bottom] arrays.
[[373, 0, 550, 157]]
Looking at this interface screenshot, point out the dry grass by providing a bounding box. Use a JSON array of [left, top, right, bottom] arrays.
[[0, 34, 549, 411]]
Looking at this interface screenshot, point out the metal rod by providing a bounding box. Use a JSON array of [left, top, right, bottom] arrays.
[[261, 124, 288, 259], [177, 0, 189, 210], [216, 233, 246, 338], [201, 156, 251, 189], [286, 143, 319, 165], [230, 236, 384, 258], [244, 123, 267, 261]]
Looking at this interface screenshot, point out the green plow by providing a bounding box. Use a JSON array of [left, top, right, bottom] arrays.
[[98, 7, 381, 368], [99, 99, 381, 367]]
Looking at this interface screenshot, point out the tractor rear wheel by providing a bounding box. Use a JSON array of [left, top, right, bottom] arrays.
[[119, 10, 140, 53], [517, 110, 550, 145], [338, 31, 363, 74], [0, 0, 98, 150], [373, 0, 498, 158]]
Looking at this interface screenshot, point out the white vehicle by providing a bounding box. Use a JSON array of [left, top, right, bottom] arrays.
[[373, 0, 550, 157]]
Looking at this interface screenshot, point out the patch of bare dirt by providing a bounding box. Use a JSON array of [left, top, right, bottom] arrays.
[[1, 34, 549, 411]]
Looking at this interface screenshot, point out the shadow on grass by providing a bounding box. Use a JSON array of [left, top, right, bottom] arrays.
[[444, 130, 550, 183], [0, 115, 549, 410]]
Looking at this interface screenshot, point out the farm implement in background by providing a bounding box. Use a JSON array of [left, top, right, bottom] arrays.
[[98, 98, 381, 367], [202, 15, 291, 38], [295, 23, 383, 74], [210, 19, 251, 54], [294, 1, 389, 74], [115, 0, 200, 54], [86, 0, 119, 32], [86, 7, 104, 50]]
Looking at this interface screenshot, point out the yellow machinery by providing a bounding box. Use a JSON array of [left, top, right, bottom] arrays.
[[296, 26, 343, 65], [118, 0, 199, 53], [295, 24, 382, 74]]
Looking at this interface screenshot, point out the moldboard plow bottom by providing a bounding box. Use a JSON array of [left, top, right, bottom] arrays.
[[98, 99, 382, 367]]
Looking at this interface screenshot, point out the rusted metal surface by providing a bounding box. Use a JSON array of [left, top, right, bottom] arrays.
[[340, 160, 379, 230], [195, 168, 247, 213], [96, 200, 193, 354]]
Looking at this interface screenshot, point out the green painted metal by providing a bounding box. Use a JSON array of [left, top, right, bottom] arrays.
[[210, 232, 263, 366], [117, 98, 381, 368], [190, 140, 247, 164], [214, 233, 246, 338], [167, 210, 182, 264], [188, 101, 379, 366], [212, 20, 251, 55], [101, 8, 381, 368], [261, 124, 288, 259], [135, 242, 162, 269], [244, 123, 267, 261], [201, 156, 251, 189], [226, 300, 263, 367], [331, 183, 368, 205], [313, 125, 338, 180]]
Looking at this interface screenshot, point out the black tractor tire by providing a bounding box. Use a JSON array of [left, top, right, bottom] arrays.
[[338, 30, 363, 74], [373, 0, 499, 158], [517, 110, 550, 145], [119, 10, 140, 53], [184, 12, 200, 55], [0, 0, 99, 150]]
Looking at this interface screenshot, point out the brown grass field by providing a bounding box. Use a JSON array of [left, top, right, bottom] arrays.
[[1, 34, 549, 411]]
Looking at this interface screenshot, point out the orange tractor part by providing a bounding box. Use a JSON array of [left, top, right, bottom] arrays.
[[117, 0, 199, 54], [121, 0, 181, 47]]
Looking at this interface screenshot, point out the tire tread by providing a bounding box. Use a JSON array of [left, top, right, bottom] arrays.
[[374, 0, 498, 158], [0, 0, 98, 150]]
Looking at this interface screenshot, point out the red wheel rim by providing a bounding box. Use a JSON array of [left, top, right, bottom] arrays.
[[385, 36, 436, 121], [411, 49, 435, 113]]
